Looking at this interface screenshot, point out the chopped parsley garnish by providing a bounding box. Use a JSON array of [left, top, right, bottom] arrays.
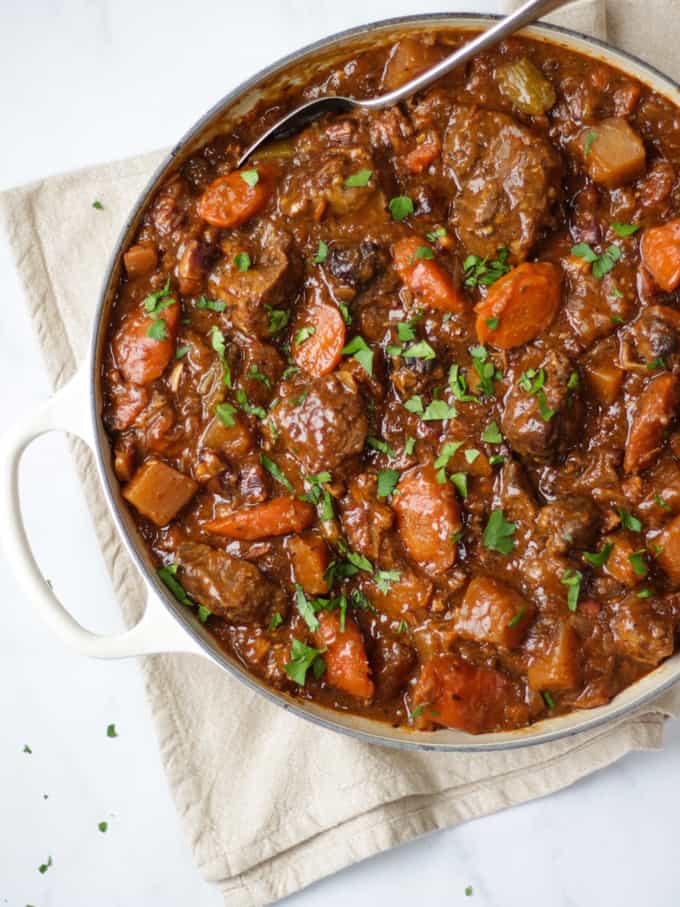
[[434, 440, 464, 482], [413, 245, 434, 261], [450, 472, 468, 498], [426, 226, 447, 243], [388, 195, 414, 222], [106, 723, 117, 738], [397, 320, 417, 342], [571, 242, 621, 279], [542, 691, 556, 709], [654, 493, 672, 511], [483, 509, 516, 555], [611, 222, 639, 237], [195, 295, 226, 312], [647, 356, 667, 370], [266, 304, 289, 334], [284, 639, 326, 685], [246, 364, 272, 387], [463, 247, 511, 287], [143, 278, 173, 315], [449, 364, 476, 402], [618, 508, 642, 532], [260, 455, 294, 493], [92, 199, 104, 210], [210, 325, 232, 387], [342, 335, 374, 375], [404, 436, 416, 456], [402, 340, 436, 360], [344, 169, 372, 188], [489, 454, 505, 467], [295, 325, 316, 346], [486, 317, 499, 330], [561, 569, 583, 611], [38, 856, 53, 874], [236, 388, 266, 420], [313, 240, 329, 264], [482, 421, 503, 444], [233, 251, 251, 272], [628, 549, 648, 577], [146, 318, 168, 341], [584, 130, 598, 156], [158, 564, 211, 622], [367, 436, 397, 458], [98, 821, 108, 833], [377, 469, 400, 498], [303, 472, 334, 521], [397, 620, 408, 633], [465, 886, 474, 897], [346, 549, 373, 573], [295, 585, 320, 632], [583, 542, 613, 568], [175, 345, 190, 360], [23, 744, 32, 754], [507, 606, 527, 629], [240, 169, 259, 187], [268, 611, 283, 631], [422, 399, 457, 421], [519, 367, 554, 421], [637, 588, 653, 599], [375, 570, 401, 593], [215, 402, 237, 427], [469, 345, 499, 397], [464, 448, 480, 464]]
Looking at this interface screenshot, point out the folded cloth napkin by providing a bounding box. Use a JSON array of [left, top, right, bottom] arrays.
[[2, 1, 680, 903]]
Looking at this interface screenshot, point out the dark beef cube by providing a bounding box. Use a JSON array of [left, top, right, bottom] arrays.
[[326, 241, 386, 290]]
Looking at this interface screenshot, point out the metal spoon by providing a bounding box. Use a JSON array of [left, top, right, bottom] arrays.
[[238, 0, 570, 165]]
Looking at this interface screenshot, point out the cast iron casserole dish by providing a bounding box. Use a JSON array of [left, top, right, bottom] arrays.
[[3, 14, 680, 751]]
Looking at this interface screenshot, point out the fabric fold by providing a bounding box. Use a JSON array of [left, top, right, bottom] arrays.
[[2, 2, 679, 905]]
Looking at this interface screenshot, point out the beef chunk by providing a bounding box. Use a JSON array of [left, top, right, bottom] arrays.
[[536, 496, 600, 553], [326, 240, 386, 290], [610, 595, 674, 664], [455, 576, 535, 650], [340, 472, 394, 560], [360, 617, 416, 701], [501, 349, 580, 461], [209, 222, 300, 338], [176, 541, 284, 625], [443, 105, 561, 260], [273, 373, 368, 473]]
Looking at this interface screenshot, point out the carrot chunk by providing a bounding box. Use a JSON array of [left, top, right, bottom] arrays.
[[455, 576, 535, 650], [412, 655, 528, 733], [475, 261, 562, 349], [314, 610, 374, 700], [204, 497, 315, 540], [286, 533, 330, 596], [403, 137, 441, 173], [392, 237, 465, 313], [656, 513, 680, 585], [292, 293, 346, 377], [198, 165, 275, 228], [641, 218, 680, 292], [624, 373, 680, 474], [123, 460, 197, 526], [392, 464, 461, 574], [527, 622, 580, 692], [114, 301, 179, 386]]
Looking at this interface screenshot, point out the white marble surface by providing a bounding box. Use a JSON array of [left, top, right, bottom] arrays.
[[1, 2, 679, 905]]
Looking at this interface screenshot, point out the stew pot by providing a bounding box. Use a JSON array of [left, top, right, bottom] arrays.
[[3, 13, 680, 751]]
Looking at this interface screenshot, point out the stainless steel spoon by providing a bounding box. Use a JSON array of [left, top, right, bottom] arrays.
[[238, 0, 570, 166]]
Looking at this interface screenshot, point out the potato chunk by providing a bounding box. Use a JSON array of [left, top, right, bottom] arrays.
[[527, 622, 580, 691], [123, 459, 198, 526], [657, 513, 680, 585], [578, 118, 646, 188], [455, 576, 535, 650]]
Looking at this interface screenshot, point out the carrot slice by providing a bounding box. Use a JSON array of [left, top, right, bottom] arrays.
[[205, 497, 315, 540], [641, 218, 680, 292], [114, 300, 179, 385], [403, 138, 441, 173], [475, 261, 561, 349], [286, 533, 330, 596], [392, 464, 461, 574], [198, 165, 275, 228], [292, 295, 346, 377], [313, 611, 374, 700], [624, 372, 680, 474], [392, 237, 465, 313]]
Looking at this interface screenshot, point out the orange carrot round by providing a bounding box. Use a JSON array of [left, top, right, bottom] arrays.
[[198, 165, 275, 228], [114, 300, 179, 385], [475, 261, 562, 349], [641, 218, 680, 292], [205, 497, 315, 540], [313, 610, 374, 700], [392, 237, 465, 313], [292, 298, 346, 377]]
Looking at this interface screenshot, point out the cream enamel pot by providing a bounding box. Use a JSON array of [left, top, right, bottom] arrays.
[[3, 14, 680, 752]]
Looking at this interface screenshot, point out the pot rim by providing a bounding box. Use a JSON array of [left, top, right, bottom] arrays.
[[89, 12, 680, 752]]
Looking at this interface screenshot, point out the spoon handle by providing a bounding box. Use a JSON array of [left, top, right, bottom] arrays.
[[363, 0, 572, 110]]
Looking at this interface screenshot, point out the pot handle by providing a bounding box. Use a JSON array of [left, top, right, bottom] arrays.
[[0, 366, 204, 658]]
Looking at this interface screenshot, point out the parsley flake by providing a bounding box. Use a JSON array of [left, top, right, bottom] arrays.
[[377, 469, 400, 498], [483, 509, 516, 555], [233, 251, 251, 272], [313, 240, 329, 264], [284, 639, 326, 685], [260, 455, 294, 493], [583, 542, 613, 568], [388, 195, 414, 222], [344, 169, 372, 188], [561, 569, 583, 611], [240, 169, 259, 187], [342, 335, 374, 375], [463, 248, 511, 287]]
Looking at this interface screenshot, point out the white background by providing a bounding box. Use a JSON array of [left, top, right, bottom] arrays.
[[1, 2, 679, 905]]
